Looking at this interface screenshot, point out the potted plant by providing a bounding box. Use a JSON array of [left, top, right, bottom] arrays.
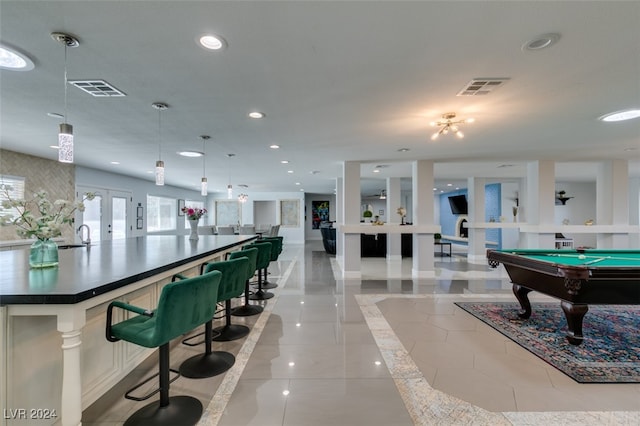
[[362, 210, 373, 221], [434, 233, 442, 242]]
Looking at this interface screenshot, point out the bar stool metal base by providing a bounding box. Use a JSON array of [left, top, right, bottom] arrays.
[[212, 324, 250, 341], [256, 280, 278, 289], [179, 351, 236, 379], [124, 396, 202, 426], [231, 304, 263, 316], [249, 289, 274, 300]]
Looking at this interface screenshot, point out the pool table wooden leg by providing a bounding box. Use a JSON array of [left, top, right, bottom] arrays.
[[512, 284, 533, 319], [561, 301, 589, 345]]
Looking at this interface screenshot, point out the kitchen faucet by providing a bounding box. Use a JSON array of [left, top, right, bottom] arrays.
[[77, 224, 91, 245]]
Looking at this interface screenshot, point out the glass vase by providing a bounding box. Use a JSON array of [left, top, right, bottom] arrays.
[[188, 219, 200, 240], [29, 239, 59, 268]]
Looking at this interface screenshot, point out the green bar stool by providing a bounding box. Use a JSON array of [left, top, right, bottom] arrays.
[[205, 257, 252, 341], [246, 241, 274, 300], [105, 270, 222, 426], [257, 236, 283, 289], [229, 247, 264, 316]]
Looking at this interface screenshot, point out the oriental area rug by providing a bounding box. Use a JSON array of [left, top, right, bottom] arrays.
[[455, 302, 640, 383]]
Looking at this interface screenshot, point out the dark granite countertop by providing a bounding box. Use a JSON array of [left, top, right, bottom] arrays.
[[0, 235, 256, 305]]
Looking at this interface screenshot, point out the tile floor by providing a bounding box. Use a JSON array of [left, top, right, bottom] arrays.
[[84, 241, 640, 425]]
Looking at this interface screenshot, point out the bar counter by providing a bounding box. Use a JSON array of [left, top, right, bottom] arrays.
[[0, 235, 256, 426]]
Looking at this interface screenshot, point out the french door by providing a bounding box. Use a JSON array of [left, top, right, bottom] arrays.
[[76, 186, 132, 242]]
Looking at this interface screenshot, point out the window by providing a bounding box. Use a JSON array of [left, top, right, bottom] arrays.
[[146, 195, 177, 232], [183, 199, 206, 224], [0, 175, 25, 219]]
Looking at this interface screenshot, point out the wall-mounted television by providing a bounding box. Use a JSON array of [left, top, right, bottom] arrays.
[[448, 194, 468, 215]]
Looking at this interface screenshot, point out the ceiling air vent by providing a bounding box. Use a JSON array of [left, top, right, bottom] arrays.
[[68, 80, 126, 97], [457, 78, 509, 96]]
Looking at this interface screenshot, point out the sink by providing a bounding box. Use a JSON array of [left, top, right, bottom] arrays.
[[58, 244, 88, 249]]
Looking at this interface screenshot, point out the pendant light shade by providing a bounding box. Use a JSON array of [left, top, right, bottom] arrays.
[[52, 32, 79, 163], [152, 102, 168, 186], [155, 160, 165, 186], [200, 135, 209, 196], [227, 184, 233, 199], [201, 177, 208, 196], [58, 123, 73, 163]]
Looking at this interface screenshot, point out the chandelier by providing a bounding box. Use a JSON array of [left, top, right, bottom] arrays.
[[430, 112, 474, 140], [238, 193, 248, 203]]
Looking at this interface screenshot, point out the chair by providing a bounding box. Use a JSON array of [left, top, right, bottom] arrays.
[[320, 227, 336, 254], [256, 224, 271, 235], [229, 247, 264, 316], [217, 226, 235, 235], [105, 271, 222, 426], [198, 225, 216, 235], [245, 241, 274, 300], [267, 224, 280, 237], [257, 236, 283, 289], [203, 257, 252, 341], [238, 225, 256, 235]]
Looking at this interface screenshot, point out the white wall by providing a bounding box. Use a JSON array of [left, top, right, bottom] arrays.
[[76, 166, 205, 237], [554, 182, 597, 248], [305, 193, 336, 241], [210, 192, 306, 244]]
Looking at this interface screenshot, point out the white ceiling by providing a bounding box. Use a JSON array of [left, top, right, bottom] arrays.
[[1, 1, 639, 197]]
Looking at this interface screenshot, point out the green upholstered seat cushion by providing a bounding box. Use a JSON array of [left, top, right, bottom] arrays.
[[244, 242, 272, 269], [229, 247, 258, 281], [203, 257, 249, 301], [261, 237, 283, 260], [110, 270, 222, 348]]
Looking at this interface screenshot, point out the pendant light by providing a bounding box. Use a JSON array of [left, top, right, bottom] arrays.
[[152, 102, 168, 185], [226, 153, 235, 199], [200, 135, 210, 196], [51, 32, 79, 163]]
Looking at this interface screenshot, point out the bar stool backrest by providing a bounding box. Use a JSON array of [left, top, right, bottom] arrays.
[[203, 257, 249, 301], [261, 237, 283, 261], [110, 270, 222, 348], [245, 241, 272, 270], [228, 247, 258, 281]]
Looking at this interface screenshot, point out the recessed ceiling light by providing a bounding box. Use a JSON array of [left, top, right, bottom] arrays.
[[397, 148, 410, 152], [0, 43, 35, 71], [281, 160, 289, 164], [47, 112, 64, 119], [270, 144, 280, 149], [447, 183, 452, 186], [248, 111, 265, 119], [310, 170, 320, 174], [373, 169, 380, 173], [624, 147, 638, 152], [110, 161, 120, 165], [178, 151, 203, 157], [49, 145, 59, 149], [599, 109, 640, 122], [198, 34, 226, 50], [295, 182, 301, 185], [287, 170, 294, 174], [522, 33, 560, 51]]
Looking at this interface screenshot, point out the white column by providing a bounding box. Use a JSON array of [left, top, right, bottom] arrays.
[[525, 160, 555, 248], [597, 160, 629, 248], [386, 177, 402, 260], [339, 161, 361, 277], [467, 177, 486, 263], [630, 177, 640, 248], [57, 307, 86, 426], [335, 177, 344, 259], [412, 160, 435, 277]]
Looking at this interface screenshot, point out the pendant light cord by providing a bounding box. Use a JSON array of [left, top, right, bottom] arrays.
[[63, 44, 68, 124], [158, 109, 162, 160]]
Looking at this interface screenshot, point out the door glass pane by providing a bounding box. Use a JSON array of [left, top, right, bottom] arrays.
[[83, 195, 102, 242], [111, 196, 127, 240]]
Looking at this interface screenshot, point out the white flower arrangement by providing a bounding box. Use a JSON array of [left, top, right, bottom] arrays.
[[1, 187, 95, 241]]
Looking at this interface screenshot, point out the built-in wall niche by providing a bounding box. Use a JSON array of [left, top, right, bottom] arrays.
[[555, 190, 573, 205]]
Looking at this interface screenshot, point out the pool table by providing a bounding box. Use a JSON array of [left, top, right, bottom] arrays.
[[487, 249, 640, 345]]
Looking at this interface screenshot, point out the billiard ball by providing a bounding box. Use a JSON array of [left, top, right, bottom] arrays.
[[578, 254, 586, 259]]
